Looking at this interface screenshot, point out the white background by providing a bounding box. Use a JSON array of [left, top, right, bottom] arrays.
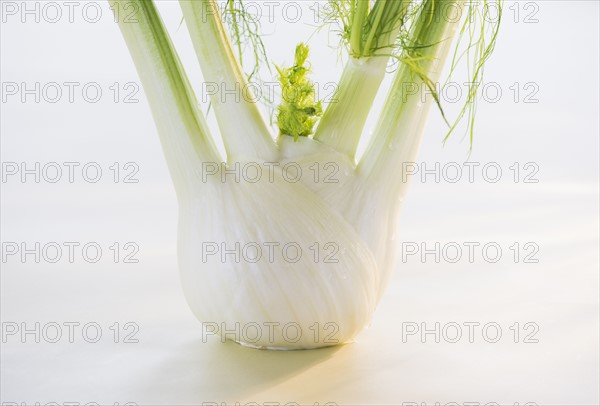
[[1, 0, 599, 405]]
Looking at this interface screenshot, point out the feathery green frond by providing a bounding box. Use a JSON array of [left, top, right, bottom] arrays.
[[221, 0, 270, 81], [443, 0, 503, 147]]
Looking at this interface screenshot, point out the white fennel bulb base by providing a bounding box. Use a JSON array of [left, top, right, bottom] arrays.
[[176, 135, 424, 349]]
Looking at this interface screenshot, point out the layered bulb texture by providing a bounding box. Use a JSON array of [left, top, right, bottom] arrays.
[[178, 138, 408, 349]]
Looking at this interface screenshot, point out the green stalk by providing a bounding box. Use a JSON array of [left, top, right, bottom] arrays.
[[315, 0, 410, 160], [350, 0, 369, 56], [108, 0, 220, 192], [313, 56, 389, 159], [360, 0, 465, 179], [363, 0, 386, 54], [180, 0, 277, 161]]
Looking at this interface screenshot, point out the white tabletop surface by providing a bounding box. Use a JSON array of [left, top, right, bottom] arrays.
[[1, 1, 598, 405]]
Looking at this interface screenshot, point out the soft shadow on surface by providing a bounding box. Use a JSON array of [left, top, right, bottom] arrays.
[[132, 338, 342, 403]]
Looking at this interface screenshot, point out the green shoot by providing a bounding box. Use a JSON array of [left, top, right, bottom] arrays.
[[276, 43, 323, 140]]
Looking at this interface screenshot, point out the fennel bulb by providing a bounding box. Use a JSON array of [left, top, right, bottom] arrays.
[[109, 0, 501, 349]]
